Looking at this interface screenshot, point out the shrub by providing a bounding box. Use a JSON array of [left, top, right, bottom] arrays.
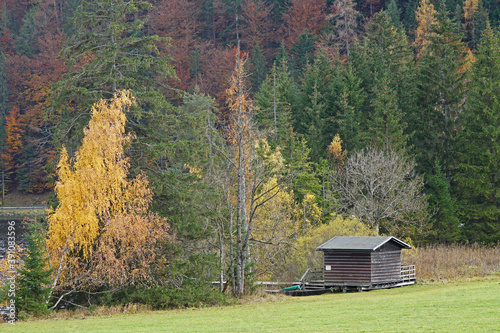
[[100, 283, 229, 309], [278, 214, 377, 281]]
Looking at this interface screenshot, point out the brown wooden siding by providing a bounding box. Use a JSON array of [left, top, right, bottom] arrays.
[[323, 252, 371, 284], [371, 250, 401, 283], [323, 250, 402, 285]]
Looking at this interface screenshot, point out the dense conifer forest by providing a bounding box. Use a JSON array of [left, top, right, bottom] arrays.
[[0, 0, 498, 311]]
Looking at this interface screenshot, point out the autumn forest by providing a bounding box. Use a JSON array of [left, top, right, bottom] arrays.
[[0, 0, 498, 312]]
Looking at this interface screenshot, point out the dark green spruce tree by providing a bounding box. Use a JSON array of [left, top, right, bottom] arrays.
[[386, 0, 403, 30], [454, 22, 500, 244], [16, 225, 53, 316], [412, 10, 467, 177], [351, 11, 415, 153], [426, 160, 461, 243], [290, 31, 316, 78], [15, 6, 38, 58], [335, 61, 365, 153], [295, 53, 342, 162], [151, 90, 221, 239], [275, 40, 288, 66], [50, 0, 175, 153], [366, 72, 408, 155], [250, 43, 267, 92], [254, 57, 296, 150]]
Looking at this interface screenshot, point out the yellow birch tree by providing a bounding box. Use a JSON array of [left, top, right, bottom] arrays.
[[46, 91, 169, 305]]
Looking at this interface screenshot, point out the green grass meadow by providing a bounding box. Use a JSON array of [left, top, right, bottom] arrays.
[[3, 278, 499, 332]]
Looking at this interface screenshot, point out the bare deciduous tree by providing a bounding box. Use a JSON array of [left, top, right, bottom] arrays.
[[328, 0, 360, 56], [334, 147, 428, 234], [225, 44, 284, 296]]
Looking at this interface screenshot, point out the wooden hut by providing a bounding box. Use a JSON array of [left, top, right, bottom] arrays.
[[314, 236, 415, 291]]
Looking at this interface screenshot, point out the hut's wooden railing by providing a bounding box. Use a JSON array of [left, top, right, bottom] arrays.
[[310, 267, 324, 281], [401, 265, 416, 282], [300, 267, 324, 288], [299, 268, 311, 287]]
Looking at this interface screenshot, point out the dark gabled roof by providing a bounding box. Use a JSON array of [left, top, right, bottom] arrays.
[[316, 236, 411, 251]]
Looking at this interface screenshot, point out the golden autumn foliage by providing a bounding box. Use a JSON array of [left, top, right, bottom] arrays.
[[48, 92, 133, 259], [327, 134, 347, 169], [414, 0, 438, 60], [252, 176, 296, 279], [294, 193, 322, 229], [47, 91, 169, 288], [252, 141, 322, 280], [226, 48, 252, 146], [91, 175, 169, 285], [463, 0, 479, 21], [459, 47, 477, 73]]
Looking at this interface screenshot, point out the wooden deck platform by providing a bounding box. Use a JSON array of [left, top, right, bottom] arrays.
[[264, 288, 330, 296], [300, 265, 416, 292]]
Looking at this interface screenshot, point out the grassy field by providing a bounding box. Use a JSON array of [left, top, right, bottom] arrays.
[[2, 277, 499, 332]]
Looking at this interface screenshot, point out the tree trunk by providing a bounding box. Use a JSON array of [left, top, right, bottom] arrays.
[[235, 44, 248, 297]]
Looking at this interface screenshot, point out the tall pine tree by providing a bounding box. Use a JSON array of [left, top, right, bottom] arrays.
[[412, 10, 467, 177], [351, 12, 414, 154], [454, 22, 500, 244], [50, 0, 175, 152], [367, 72, 408, 154], [254, 57, 296, 149], [426, 160, 460, 243]]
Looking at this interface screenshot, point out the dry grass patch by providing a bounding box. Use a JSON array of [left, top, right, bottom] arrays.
[[20, 303, 153, 322], [238, 288, 289, 305], [402, 244, 500, 282]]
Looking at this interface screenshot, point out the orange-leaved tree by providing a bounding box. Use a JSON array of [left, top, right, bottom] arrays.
[[225, 45, 253, 297], [46, 91, 169, 307], [1, 105, 24, 191], [241, 0, 273, 52], [283, 0, 327, 47]]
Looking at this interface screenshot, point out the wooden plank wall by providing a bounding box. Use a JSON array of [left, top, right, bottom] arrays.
[[323, 252, 371, 284], [371, 250, 401, 283], [323, 245, 403, 285]]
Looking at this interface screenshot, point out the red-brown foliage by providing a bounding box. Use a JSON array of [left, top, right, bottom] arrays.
[[240, 0, 273, 53], [282, 0, 327, 47]]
